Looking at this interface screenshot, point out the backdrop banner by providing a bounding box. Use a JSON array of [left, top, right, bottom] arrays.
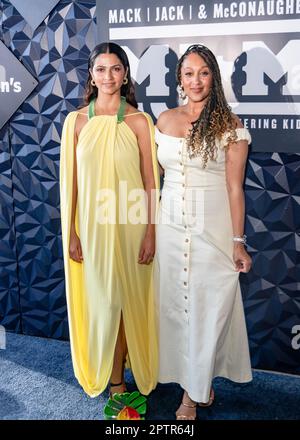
[[96, 0, 300, 152], [0, 41, 38, 130]]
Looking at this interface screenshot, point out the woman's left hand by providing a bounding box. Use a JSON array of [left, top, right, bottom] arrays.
[[233, 244, 252, 273], [138, 233, 155, 265]]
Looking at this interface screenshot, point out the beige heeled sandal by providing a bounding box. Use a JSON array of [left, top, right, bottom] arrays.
[[176, 400, 197, 420]]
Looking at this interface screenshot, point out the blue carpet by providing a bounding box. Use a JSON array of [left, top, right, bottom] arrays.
[[0, 332, 299, 420]]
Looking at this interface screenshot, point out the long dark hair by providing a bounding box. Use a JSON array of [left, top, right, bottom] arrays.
[[176, 44, 236, 167], [81, 42, 137, 108]]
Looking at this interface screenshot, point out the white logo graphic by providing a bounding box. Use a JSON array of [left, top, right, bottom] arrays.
[[242, 40, 300, 97], [0, 64, 22, 93], [122, 38, 300, 117]]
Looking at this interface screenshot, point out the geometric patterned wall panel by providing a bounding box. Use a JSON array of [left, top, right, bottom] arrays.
[[242, 152, 300, 374], [0, 123, 21, 332], [0, 0, 97, 339], [0, 0, 299, 373]]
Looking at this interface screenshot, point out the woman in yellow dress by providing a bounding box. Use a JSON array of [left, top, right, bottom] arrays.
[[59, 42, 159, 399]]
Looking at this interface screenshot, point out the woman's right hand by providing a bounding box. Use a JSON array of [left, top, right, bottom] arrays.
[[69, 229, 84, 263]]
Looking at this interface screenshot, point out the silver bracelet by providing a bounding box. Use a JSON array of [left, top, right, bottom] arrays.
[[233, 234, 247, 245]]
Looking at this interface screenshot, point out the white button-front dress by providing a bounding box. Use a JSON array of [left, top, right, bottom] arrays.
[[155, 127, 253, 403]]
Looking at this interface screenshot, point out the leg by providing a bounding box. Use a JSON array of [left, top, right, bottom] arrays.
[[176, 390, 197, 420], [110, 314, 128, 395]]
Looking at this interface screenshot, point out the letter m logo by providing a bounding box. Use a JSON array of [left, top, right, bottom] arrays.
[[242, 40, 300, 96]]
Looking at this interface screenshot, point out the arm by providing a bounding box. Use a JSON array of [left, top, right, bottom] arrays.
[[69, 117, 83, 263], [225, 120, 251, 273], [70, 129, 78, 235], [135, 115, 157, 265]]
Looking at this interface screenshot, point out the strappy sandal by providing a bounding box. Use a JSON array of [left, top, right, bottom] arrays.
[[198, 388, 215, 407], [176, 400, 197, 420], [109, 381, 127, 398]]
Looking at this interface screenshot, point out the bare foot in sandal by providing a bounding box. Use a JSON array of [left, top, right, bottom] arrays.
[[176, 390, 197, 420], [109, 381, 127, 397]]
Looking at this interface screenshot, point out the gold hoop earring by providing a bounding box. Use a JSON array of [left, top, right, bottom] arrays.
[[91, 79, 96, 86], [123, 76, 128, 85]]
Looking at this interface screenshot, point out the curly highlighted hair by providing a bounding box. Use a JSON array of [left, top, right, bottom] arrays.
[[176, 44, 238, 167]]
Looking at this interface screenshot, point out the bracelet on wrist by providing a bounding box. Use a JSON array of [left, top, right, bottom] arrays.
[[233, 234, 247, 245]]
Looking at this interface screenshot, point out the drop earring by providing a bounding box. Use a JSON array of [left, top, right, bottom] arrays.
[[91, 79, 96, 86], [179, 85, 186, 100]]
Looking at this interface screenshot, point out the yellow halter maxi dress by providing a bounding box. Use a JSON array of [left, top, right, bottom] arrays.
[[59, 97, 160, 397]]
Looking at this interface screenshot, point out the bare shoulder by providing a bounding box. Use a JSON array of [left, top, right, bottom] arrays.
[[124, 103, 140, 115], [225, 113, 249, 159], [231, 113, 244, 129], [157, 108, 180, 131], [123, 105, 152, 139], [124, 104, 145, 123], [76, 105, 88, 119], [125, 105, 149, 125]]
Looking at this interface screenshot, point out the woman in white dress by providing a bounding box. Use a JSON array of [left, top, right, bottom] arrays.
[[155, 44, 253, 420]]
